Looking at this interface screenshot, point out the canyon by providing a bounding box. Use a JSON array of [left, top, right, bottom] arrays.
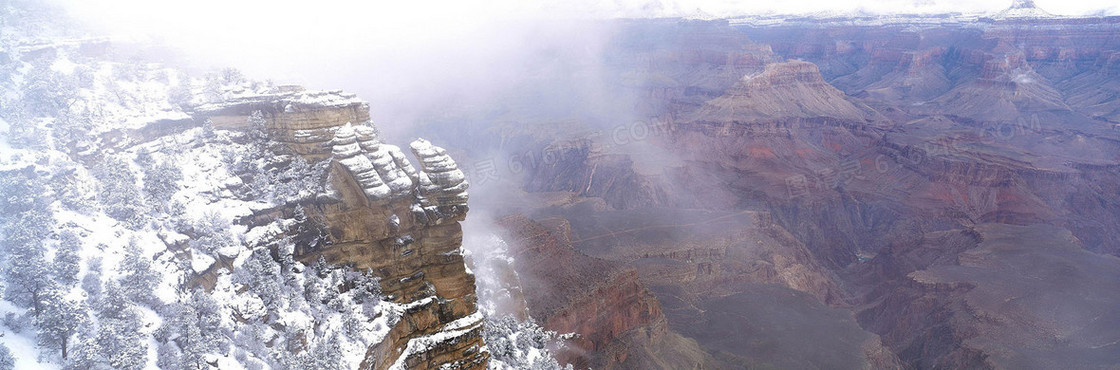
[[5, 1, 1119, 368], [397, 8, 1120, 369], [193, 10, 1120, 368]]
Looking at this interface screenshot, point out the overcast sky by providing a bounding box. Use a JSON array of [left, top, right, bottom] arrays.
[[56, 0, 1118, 70], [55, 0, 1119, 72]]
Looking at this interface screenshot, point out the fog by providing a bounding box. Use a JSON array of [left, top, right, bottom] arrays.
[[46, 0, 1120, 341], [53, 0, 1120, 143]]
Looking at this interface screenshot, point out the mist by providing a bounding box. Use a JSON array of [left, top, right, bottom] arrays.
[[48, 0, 1120, 308], [50, 0, 1120, 144]]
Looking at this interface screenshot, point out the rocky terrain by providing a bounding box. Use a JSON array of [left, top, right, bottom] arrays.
[[3, 1, 1120, 369], [403, 6, 1120, 369], [0, 3, 554, 367], [191, 92, 486, 369]]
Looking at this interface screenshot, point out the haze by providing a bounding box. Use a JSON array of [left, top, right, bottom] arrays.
[[53, 0, 1120, 140]]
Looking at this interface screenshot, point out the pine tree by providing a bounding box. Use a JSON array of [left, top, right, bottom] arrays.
[[310, 333, 344, 370], [117, 241, 161, 306], [97, 282, 149, 370], [161, 289, 228, 370], [143, 160, 182, 213], [0, 166, 50, 217], [234, 248, 283, 315], [52, 230, 82, 286], [53, 103, 96, 151], [247, 110, 268, 143], [63, 327, 110, 370], [93, 156, 145, 226], [35, 289, 88, 360], [168, 73, 193, 109], [56, 171, 98, 213], [82, 257, 103, 302], [4, 244, 52, 312], [21, 61, 77, 117], [189, 211, 240, 258], [0, 343, 14, 370], [1, 168, 56, 313], [155, 340, 182, 370], [201, 118, 216, 140]]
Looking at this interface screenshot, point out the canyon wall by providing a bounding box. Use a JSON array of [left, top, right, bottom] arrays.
[[192, 90, 486, 369], [427, 17, 1120, 369]]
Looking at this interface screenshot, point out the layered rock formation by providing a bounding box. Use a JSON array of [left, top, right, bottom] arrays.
[[926, 47, 1068, 122], [497, 214, 715, 369], [194, 91, 484, 369], [859, 224, 1120, 368], [692, 60, 880, 123], [193, 87, 371, 159], [313, 127, 481, 370], [412, 17, 1120, 369]]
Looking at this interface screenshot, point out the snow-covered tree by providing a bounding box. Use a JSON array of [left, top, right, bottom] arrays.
[[0, 343, 14, 370], [82, 257, 103, 302], [246, 109, 268, 144], [93, 156, 146, 226], [143, 159, 182, 213], [1, 168, 57, 311], [202, 74, 225, 103], [220, 68, 245, 86], [0, 166, 51, 220], [53, 103, 97, 150], [158, 289, 229, 369], [155, 340, 182, 370], [188, 211, 240, 258], [168, 72, 194, 108], [64, 325, 110, 370], [35, 289, 88, 359], [308, 332, 344, 370], [234, 248, 283, 315], [52, 230, 82, 286], [272, 156, 327, 203], [96, 282, 149, 370], [55, 170, 99, 213], [117, 241, 162, 306], [201, 118, 216, 140], [485, 315, 570, 370], [3, 211, 55, 312], [21, 61, 77, 117], [2, 102, 45, 149]]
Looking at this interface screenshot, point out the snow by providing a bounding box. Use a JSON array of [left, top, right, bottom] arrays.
[[49, 53, 77, 74], [0, 301, 59, 370], [244, 222, 284, 247], [192, 252, 216, 273], [409, 138, 440, 158], [388, 312, 484, 370], [195, 89, 366, 115], [727, 4, 1070, 28], [0, 117, 40, 172], [1014, 73, 1036, 84], [0, 18, 492, 369], [158, 228, 190, 245]]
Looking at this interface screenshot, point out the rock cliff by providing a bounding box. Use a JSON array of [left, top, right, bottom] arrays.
[[193, 91, 485, 369], [193, 87, 372, 159], [496, 214, 715, 369], [692, 60, 880, 123]]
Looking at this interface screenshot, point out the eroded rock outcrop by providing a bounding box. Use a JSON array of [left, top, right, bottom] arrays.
[[497, 214, 716, 369], [692, 60, 883, 124], [193, 88, 371, 159], [411, 138, 470, 208], [197, 90, 485, 369], [317, 128, 481, 369]]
